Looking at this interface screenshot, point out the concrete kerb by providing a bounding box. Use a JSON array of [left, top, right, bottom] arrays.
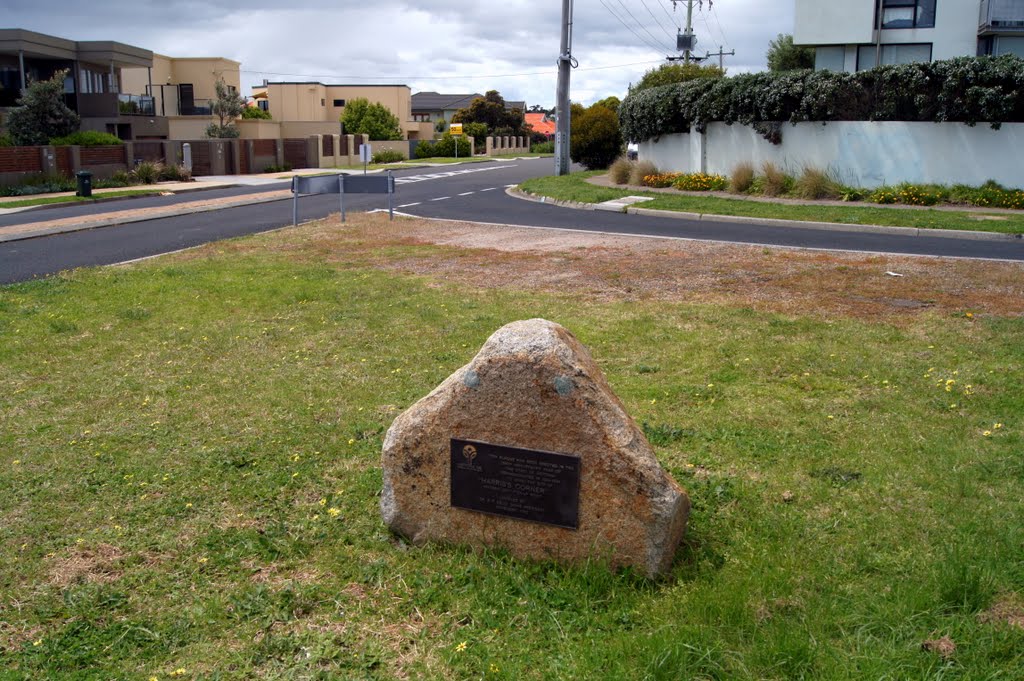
[[0, 192, 290, 244], [508, 188, 1022, 243], [0, 183, 243, 216]]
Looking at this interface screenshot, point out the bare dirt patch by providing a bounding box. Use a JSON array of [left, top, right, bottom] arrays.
[[979, 594, 1024, 629], [921, 635, 957, 659], [47, 543, 124, 588], [166, 213, 1024, 322]]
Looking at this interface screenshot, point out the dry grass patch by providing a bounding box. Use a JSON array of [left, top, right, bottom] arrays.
[[212, 213, 1024, 324], [47, 543, 124, 588]]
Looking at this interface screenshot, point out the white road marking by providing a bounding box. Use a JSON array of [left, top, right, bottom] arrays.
[[480, 187, 496, 192], [393, 165, 515, 185], [430, 196, 450, 201], [397, 202, 421, 208], [458, 192, 475, 196]]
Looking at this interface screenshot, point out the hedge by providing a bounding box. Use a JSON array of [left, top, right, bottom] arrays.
[[619, 55, 1024, 144]]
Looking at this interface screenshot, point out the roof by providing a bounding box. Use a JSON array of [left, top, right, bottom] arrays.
[[0, 28, 152, 67], [413, 91, 526, 113], [525, 112, 556, 135]]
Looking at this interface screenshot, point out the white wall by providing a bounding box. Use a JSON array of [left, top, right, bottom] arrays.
[[639, 121, 1024, 188], [794, 0, 874, 46]]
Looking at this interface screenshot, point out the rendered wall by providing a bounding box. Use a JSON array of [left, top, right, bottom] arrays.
[[639, 121, 1024, 188]]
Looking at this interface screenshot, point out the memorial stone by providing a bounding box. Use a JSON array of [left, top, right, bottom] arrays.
[[380, 319, 690, 577]]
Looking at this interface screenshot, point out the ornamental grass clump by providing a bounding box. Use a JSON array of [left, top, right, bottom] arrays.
[[794, 166, 842, 200], [629, 160, 658, 186], [761, 162, 792, 197], [729, 162, 755, 193], [609, 156, 635, 185], [673, 172, 728, 192]]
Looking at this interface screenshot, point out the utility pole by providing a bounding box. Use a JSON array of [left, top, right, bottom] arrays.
[[670, 0, 698, 64], [706, 46, 735, 70], [555, 0, 574, 176]]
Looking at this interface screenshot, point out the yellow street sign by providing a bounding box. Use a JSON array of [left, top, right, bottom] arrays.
[[450, 123, 463, 136]]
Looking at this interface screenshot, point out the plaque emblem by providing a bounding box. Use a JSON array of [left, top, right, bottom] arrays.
[[462, 444, 477, 463]]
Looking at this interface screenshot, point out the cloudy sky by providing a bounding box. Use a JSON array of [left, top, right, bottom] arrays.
[[9, 0, 794, 107]]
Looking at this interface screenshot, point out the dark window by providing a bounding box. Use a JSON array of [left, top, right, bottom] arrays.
[[857, 43, 933, 70], [258, 99, 269, 111], [321, 98, 325, 106], [333, 99, 345, 107], [880, 0, 935, 29]]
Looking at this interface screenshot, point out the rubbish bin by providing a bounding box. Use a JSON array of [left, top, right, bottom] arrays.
[[76, 171, 93, 198]]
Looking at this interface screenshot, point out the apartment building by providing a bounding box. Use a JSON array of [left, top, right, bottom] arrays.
[[793, 0, 1024, 72], [259, 82, 434, 139], [122, 54, 241, 118], [0, 28, 167, 139]]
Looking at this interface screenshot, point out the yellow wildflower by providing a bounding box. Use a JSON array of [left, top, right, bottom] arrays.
[[455, 641, 468, 652], [328, 507, 341, 518]]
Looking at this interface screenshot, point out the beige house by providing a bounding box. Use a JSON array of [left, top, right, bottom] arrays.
[[122, 54, 241, 139], [260, 82, 433, 140]]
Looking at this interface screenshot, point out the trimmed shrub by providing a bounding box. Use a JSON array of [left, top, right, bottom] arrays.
[[50, 130, 124, 146], [532, 140, 554, 153], [371, 149, 406, 164], [629, 160, 658, 186], [609, 157, 634, 185], [620, 55, 1024, 144], [429, 134, 471, 158], [794, 166, 841, 200], [132, 161, 162, 185], [241, 107, 272, 120], [570, 104, 622, 169], [0, 132, 12, 147], [262, 163, 292, 173], [414, 141, 436, 159], [730, 162, 755, 193], [673, 172, 727, 191]]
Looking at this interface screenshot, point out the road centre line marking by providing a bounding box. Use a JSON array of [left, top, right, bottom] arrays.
[[430, 196, 450, 201], [480, 187, 496, 191], [458, 192, 475, 196], [397, 202, 421, 208]]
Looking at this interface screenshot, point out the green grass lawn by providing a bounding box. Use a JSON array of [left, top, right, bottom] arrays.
[[0, 189, 166, 209], [1, 219, 1022, 679], [521, 172, 1024, 235]]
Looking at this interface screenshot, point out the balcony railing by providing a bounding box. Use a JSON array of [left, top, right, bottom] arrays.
[[118, 94, 156, 116], [980, 0, 1024, 33], [179, 99, 213, 116]]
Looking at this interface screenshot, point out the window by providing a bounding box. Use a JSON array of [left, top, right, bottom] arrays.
[[857, 43, 932, 70], [258, 99, 269, 111], [321, 98, 325, 106], [333, 98, 345, 107], [880, 0, 935, 29], [412, 112, 431, 122]]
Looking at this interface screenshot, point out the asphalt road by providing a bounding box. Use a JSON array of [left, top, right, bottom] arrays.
[[2, 157, 1023, 285]]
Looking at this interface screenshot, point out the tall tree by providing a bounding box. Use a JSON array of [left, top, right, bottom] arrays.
[[451, 90, 524, 135], [629, 63, 723, 94], [593, 96, 621, 113], [206, 79, 246, 138], [6, 69, 79, 146], [766, 34, 815, 72], [341, 98, 403, 141]]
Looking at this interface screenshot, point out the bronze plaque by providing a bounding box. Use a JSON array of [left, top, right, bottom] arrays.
[[450, 438, 580, 529]]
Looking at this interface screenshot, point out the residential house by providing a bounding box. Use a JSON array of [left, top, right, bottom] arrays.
[[525, 112, 555, 139], [122, 54, 241, 139], [410, 92, 526, 126], [259, 82, 432, 140], [0, 28, 167, 139], [793, 0, 1024, 72]]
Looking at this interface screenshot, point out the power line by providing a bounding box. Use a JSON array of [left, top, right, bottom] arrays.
[[615, 0, 676, 52], [239, 59, 665, 83], [710, 4, 731, 48], [657, 0, 681, 30], [599, 0, 672, 54], [639, 0, 678, 43]]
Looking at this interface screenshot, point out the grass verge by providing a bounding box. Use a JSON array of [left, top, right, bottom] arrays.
[[1, 215, 1021, 678], [520, 172, 1024, 235], [0, 189, 166, 209]]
